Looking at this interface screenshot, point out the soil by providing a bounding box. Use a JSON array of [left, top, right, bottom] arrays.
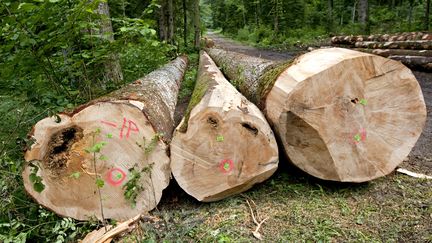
[[201, 33, 432, 175]]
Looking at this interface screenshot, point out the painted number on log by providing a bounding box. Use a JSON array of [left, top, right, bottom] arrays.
[[100, 118, 139, 139]]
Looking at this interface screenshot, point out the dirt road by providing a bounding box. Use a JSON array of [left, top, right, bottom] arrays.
[[205, 32, 432, 174]]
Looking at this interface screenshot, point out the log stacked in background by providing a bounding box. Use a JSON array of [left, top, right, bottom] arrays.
[[23, 56, 188, 221], [208, 47, 427, 182], [170, 51, 278, 202], [331, 32, 432, 71]]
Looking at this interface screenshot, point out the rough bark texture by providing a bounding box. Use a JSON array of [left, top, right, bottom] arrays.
[[354, 40, 432, 50], [206, 48, 280, 106], [208, 48, 427, 182], [171, 51, 278, 202], [96, 1, 123, 85], [167, 0, 174, 44], [193, 0, 200, 48], [353, 49, 432, 71], [331, 32, 432, 45], [358, 0, 369, 33], [23, 56, 188, 221]]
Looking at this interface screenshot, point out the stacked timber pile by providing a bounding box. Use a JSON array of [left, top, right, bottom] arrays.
[[208, 47, 427, 182], [170, 51, 278, 202], [23, 56, 188, 221], [330, 32, 432, 71]]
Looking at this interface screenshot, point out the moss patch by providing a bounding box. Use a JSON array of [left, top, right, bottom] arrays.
[[178, 77, 209, 133], [257, 58, 296, 109]]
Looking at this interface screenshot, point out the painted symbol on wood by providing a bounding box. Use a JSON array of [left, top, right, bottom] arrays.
[[219, 159, 234, 173], [216, 135, 224, 142], [100, 117, 139, 139], [359, 98, 367, 105], [106, 168, 127, 186], [351, 128, 367, 144]]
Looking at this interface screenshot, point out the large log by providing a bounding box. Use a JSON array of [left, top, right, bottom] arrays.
[[354, 49, 432, 71], [208, 48, 427, 182], [354, 40, 432, 50], [331, 32, 432, 45], [355, 48, 432, 57], [170, 51, 278, 202], [23, 56, 188, 220]]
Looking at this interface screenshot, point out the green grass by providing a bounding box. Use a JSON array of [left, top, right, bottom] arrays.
[[122, 165, 431, 242]]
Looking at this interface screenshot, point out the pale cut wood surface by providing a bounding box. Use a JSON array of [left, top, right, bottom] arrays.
[[208, 47, 427, 182], [265, 48, 427, 182], [23, 56, 188, 220], [170, 51, 278, 201]]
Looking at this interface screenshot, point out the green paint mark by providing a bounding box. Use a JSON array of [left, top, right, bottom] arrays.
[[359, 98, 367, 105], [106, 133, 113, 139], [115, 172, 123, 180], [70, 171, 81, 179], [354, 134, 361, 142], [223, 162, 230, 171], [216, 135, 224, 142]]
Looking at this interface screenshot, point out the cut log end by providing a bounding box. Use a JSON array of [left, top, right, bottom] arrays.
[[266, 48, 427, 182], [170, 52, 278, 202], [24, 101, 170, 220]]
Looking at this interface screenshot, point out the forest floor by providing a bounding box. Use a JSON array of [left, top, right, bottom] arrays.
[[119, 35, 432, 242]]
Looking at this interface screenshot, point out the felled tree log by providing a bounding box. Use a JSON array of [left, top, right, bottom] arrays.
[[23, 56, 188, 220], [387, 55, 432, 71], [170, 51, 278, 202], [354, 49, 432, 71], [355, 48, 432, 57], [208, 48, 426, 182], [331, 32, 432, 45], [354, 40, 432, 50]]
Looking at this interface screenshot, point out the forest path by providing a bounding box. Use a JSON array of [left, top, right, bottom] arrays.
[[206, 32, 298, 61], [204, 31, 432, 174]]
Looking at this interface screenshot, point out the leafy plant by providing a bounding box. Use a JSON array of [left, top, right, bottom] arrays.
[[28, 163, 45, 193]]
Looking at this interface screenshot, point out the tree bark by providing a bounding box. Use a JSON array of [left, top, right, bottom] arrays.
[[354, 40, 432, 50], [23, 56, 189, 221], [208, 48, 426, 182], [171, 51, 278, 202], [193, 0, 200, 49], [355, 48, 432, 57], [331, 32, 431, 45], [95, 1, 123, 86], [426, 0, 430, 30], [167, 0, 174, 44], [358, 0, 369, 33], [159, 0, 168, 42], [183, 0, 187, 47]]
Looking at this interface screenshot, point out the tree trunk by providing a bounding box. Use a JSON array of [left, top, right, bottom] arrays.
[[358, 0, 369, 33], [159, 0, 168, 42], [96, 1, 123, 86], [168, 0, 174, 44], [354, 40, 432, 50], [193, 0, 200, 49], [171, 51, 278, 202], [426, 0, 430, 30], [183, 0, 187, 47], [328, 0, 334, 31], [208, 48, 426, 182], [23, 56, 189, 221]]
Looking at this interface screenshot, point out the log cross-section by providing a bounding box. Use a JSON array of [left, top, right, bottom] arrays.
[[23, 56, 188, 221], [208, 47, 427, 182], [170, 51, 278, 201]]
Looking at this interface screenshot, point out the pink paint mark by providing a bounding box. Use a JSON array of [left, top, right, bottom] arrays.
[[219, 159, 234, 173], [350, 128, 367, 145], [106, 168, 127, 186], [100, 120, 118, 127], [126, 120, 139, 138], [119, 117, 127, 139]]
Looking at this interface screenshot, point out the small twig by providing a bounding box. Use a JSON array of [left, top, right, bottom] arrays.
[[245, 199, 268, 240]]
